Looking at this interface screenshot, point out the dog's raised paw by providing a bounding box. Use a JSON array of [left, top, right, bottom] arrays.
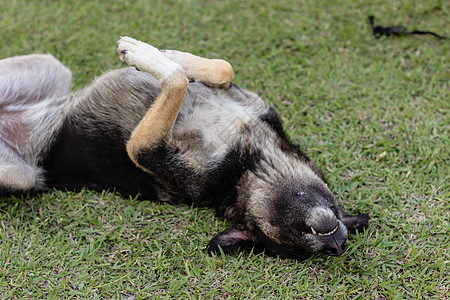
[[117, 36, 184, 80], [117, 36, 140, 64]]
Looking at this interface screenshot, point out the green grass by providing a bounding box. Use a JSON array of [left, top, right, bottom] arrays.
[[1, 0, 449, 298]]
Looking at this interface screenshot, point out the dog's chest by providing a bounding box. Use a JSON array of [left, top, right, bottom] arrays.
[[172, 83, 266, 170], [150, 82, 274, 205]]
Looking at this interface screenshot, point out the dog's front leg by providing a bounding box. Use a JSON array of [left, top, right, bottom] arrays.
[[117, 37, 188, 174], [161, 50, 234, 89]]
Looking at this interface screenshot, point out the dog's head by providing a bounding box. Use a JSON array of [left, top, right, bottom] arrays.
[[207, 173, 369, 260]]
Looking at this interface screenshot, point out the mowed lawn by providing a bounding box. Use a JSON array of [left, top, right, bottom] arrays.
[[0, 0, 449, 299]]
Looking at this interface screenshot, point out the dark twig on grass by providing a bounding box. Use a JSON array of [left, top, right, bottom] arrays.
[[368, 16, 448, 39]]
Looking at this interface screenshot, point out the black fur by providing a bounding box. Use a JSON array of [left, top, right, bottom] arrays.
[[42, 118, 158, 199]]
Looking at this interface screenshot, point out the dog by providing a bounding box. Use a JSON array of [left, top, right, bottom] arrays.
[[0, 37, 369, 260]]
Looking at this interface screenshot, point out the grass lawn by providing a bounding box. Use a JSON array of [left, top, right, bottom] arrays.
[[1, 0, 449, 298]]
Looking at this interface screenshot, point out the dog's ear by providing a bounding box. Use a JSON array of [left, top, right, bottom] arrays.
[[338, 207, 370, 234], [207, 224, 255, 253]]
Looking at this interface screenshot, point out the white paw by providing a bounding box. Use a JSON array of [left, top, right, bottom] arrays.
[[117, 36, 183, 80], [117, 36, 156, 66]]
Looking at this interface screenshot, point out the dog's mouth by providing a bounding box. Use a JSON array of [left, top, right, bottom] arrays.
[[311, 225, 338, 236]]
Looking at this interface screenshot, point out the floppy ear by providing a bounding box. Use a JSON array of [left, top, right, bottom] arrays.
[[206, 224, 255, 253], [338, 207, 370, 234]]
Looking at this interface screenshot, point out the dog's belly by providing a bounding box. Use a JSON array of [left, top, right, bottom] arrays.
[[43, 70, 272, 205]]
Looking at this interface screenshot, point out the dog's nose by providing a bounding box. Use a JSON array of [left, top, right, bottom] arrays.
[[324, 239, 347, 256]]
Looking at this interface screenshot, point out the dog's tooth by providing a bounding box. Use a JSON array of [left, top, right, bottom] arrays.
[[317, 225, 338, 236], [311, 227, 317, 235]]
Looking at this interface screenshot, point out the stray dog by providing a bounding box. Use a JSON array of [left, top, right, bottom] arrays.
[[0, 37, 369, 260]]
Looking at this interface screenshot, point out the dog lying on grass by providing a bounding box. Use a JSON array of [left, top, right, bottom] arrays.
[[0, 37, 369, 259]]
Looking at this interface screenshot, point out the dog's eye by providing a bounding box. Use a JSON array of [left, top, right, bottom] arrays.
[[331, 205, 338, 216]]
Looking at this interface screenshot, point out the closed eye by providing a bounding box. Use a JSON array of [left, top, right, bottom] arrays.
[[331, 205, 338, 216]]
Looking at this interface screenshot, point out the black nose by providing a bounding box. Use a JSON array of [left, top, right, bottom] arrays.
[[324, 240, 347, 256]]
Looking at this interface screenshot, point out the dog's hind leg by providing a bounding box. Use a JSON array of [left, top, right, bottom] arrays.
[[117, 37, 189, 173], [161, 49, 234, 89], [0, 54, 72, 106], [0, 54, 72, 192]]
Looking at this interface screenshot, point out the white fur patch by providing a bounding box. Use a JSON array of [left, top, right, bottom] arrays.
[[172, 82, 270, 171]]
